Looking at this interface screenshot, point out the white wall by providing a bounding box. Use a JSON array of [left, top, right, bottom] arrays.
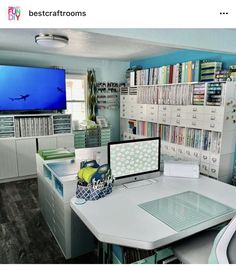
[[82, 29, 236, 54]]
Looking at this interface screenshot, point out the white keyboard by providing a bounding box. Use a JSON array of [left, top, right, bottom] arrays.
[[124, 179, 153, 189]]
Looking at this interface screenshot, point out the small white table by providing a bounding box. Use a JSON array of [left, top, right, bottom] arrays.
[[71, 175, 236, 250]]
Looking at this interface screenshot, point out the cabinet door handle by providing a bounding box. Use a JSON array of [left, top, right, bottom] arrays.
[[176, 119, 180, 124], [203, 155, 207, 160], [177, 113, 181, 118], [210, 116, 216, 121]]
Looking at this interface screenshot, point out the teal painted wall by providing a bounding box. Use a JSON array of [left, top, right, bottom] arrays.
[[130, 49, 236, 69]]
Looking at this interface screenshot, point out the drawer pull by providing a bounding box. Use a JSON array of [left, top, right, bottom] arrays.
[[176, 119, 180, 124], [203, 155, 208, 160], [192, 114, 197, 119], [211, 169, 216, 173], [193, 107, 197, 111], [177, 113, 181, 118], [192, 122, 196, 126], [210, 116, 216, 121], [210, 123, 215, 128], [212, 158, 217, 163]]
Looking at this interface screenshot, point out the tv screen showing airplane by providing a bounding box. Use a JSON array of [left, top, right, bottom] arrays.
[[0, 65, 66, 111]]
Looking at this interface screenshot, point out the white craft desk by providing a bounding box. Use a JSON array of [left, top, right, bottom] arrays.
[[71, 175, 236, 251]]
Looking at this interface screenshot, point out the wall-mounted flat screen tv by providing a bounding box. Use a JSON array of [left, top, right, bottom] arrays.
[[0, 65, 66, 111]]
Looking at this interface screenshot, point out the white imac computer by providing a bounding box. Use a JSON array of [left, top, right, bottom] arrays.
[[108, 137, 161, 186]]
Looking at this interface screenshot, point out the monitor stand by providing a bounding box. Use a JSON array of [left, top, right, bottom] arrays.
[[114, 171, 161, 186], [124, 179, 153, 189]]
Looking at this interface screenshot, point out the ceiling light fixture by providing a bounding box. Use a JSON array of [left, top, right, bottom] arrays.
[[35, 34, 69, 48]]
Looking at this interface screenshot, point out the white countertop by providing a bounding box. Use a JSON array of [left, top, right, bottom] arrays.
[[71, 175, 236, 250]]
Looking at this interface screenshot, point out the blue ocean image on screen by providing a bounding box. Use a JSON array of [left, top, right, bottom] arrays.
[[0, 66, 66, 111]]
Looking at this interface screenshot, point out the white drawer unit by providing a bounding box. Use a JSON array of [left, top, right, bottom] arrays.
[[209, 153, 220, 165], [201, 150, 210, 163], [209, 164, 219, 178], [146, 105, 158, 122], [171, 117, 186, 127], [36, 155, 96, 259], [186, 105, 205, 114], [159, 105, 171, 113], [120, 82, 236, 183], [186, 119, 204, 129], [120, 95, 129, 103], [200, 162, 209, 176]]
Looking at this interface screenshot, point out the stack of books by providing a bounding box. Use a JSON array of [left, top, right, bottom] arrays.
[[186, 128, 202, 149], [180, 61, 201, 83], [200, 62, 222, 82], [171, 126, 185, 145], [131, 60, 201, 86], [160, 125, 171, 142], [202, 130, 221, 153], [15, 116, 53, 137]]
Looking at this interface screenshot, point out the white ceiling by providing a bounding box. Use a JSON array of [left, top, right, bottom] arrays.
[[0, 29, 179, 61]]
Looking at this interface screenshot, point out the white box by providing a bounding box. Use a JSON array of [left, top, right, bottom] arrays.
[[164, 160, 199, 179]]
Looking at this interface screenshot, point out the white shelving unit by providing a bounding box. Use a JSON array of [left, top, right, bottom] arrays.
[[120, 82, 236, 184], [36, 155, 96, 259], [0, 114, 74, 183]]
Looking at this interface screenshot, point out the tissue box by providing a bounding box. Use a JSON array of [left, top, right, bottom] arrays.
[[164, 160, 199, 179]]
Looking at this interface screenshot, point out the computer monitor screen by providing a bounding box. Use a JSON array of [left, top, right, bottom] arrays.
[[108, 137, 160, 184]]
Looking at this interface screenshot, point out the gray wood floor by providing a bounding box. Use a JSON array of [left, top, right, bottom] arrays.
[[0, 178, 97, 264]]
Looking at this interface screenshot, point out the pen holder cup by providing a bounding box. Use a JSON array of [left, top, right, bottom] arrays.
[[76, 183, 112, 201]]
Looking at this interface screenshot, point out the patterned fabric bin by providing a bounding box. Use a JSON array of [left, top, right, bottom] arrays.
[[76, 183, 112, 201]]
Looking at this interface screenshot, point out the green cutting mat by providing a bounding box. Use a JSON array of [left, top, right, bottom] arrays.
[[139, 191, 234, 232]]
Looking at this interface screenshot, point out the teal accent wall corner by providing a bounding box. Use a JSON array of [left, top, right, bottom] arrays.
[[130, 49, 236, 69]]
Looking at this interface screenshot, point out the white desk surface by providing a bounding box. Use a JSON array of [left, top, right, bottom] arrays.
[[71, 175, 236, 250]]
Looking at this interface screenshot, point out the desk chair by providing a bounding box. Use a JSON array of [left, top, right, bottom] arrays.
[[172, 216, 236, 264]]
